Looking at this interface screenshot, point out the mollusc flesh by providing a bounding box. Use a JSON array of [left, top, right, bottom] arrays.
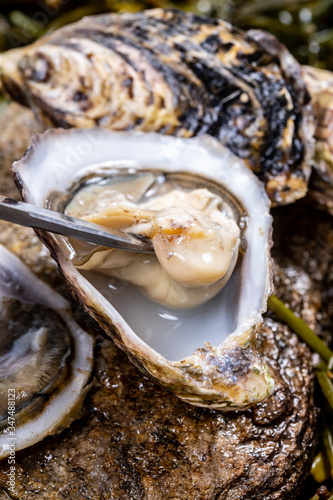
[[13, 129, 274, 410], [0, 244, 94, 459]]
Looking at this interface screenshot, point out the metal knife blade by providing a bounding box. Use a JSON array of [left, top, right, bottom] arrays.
[[0, 195, 153, 253]]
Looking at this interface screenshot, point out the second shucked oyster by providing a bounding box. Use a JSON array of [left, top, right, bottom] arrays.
[[0, 8, 315, 205], [13, 129, 273, 410], [0, 244, 94, 459]]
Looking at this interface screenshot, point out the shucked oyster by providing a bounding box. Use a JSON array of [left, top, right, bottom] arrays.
[[67, 182, 241, 309], [1, 8, 315, 205], [13, 129, 273, 410], [0, 244, 94, 459]]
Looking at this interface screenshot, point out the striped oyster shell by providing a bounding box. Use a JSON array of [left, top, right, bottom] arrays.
[[1, 8, 315, 205]]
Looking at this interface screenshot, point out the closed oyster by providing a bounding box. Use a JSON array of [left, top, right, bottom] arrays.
[[302, 65, 333, 215], [0, 244, 94, 459], [13, 128, 274, 410], [1, 8, 315, 205]]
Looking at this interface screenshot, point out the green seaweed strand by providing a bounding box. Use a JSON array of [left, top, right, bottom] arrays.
[[315, 362, 333, 411], [267, 295, 333, 363]]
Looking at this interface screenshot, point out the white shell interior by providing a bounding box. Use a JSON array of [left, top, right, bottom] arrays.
[[14, 130, 272, 361]]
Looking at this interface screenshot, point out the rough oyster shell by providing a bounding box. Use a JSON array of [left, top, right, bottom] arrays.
[[0, 8, 315, 205], [0, 244, 94, 459], [13, 128, 274, 410], [302, 65, 333, 215]]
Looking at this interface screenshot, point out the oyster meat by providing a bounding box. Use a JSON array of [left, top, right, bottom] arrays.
[[0, 8, 315, 205], [14, 128, 273, 410], [0, 244, 94, 459], [66, 179, 241, 309]]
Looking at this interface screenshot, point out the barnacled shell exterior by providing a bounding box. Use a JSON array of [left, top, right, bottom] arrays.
[[302, 65, 333, 214]]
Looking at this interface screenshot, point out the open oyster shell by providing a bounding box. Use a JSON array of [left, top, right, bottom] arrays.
[[0, 244, 94, 459], [13, 129, 274, 410]]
